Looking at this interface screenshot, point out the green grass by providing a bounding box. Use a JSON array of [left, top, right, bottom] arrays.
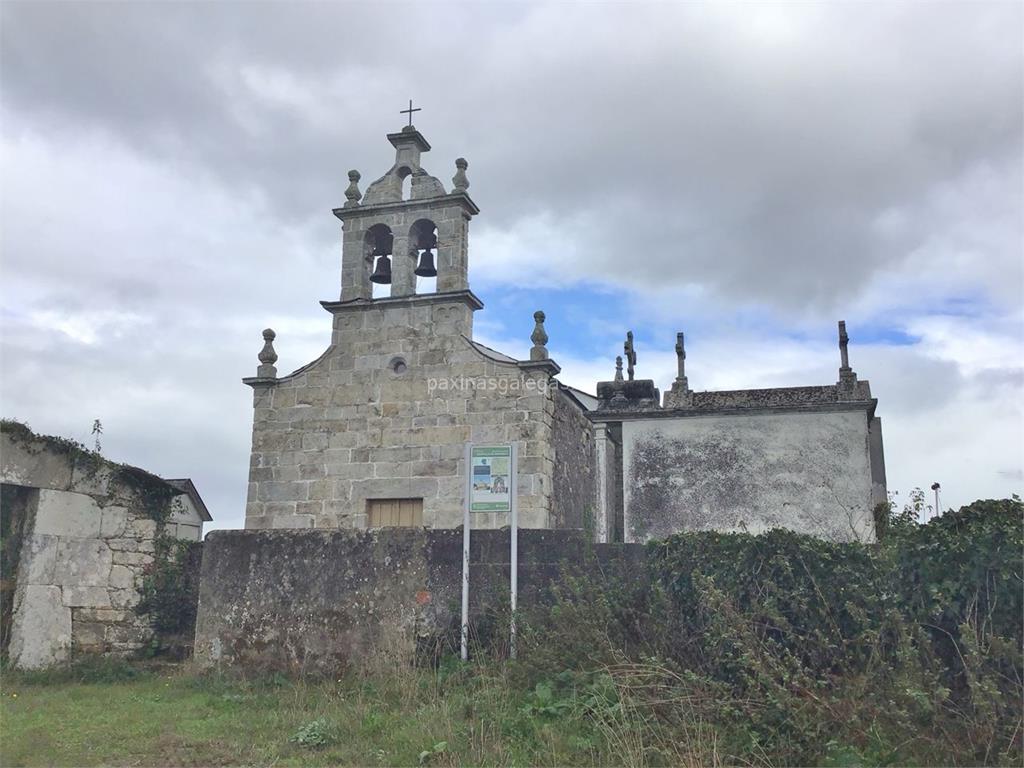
[[0, 660, 625, 767]]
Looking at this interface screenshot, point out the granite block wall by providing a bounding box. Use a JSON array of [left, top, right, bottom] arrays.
[[245, 296, 571, 532]]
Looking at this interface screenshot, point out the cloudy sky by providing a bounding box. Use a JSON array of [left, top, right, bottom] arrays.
[[2, 1, 1021, 530]]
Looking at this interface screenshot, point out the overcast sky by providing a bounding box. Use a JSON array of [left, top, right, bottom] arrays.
[[2, 1, 1021, 530]]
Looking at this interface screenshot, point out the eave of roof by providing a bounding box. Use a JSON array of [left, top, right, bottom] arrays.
[[166, 478, 213, 522]]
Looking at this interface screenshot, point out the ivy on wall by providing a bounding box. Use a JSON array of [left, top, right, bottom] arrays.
[[136, 535, 203, 638], [0, 419, 177, 522]]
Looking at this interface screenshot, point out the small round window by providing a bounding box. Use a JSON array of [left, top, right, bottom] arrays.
[[389, 356, 408, 376]]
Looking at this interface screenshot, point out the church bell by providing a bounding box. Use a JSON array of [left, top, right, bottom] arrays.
[[369, 254, 392, 284], [414, 248, 437, 278]]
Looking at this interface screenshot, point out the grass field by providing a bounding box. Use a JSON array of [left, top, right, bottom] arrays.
[[0, 659, 671, 768]]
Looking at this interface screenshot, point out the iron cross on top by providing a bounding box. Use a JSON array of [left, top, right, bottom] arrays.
[[400, 99, 421, 127]]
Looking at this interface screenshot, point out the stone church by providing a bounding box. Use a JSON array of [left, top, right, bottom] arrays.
[[242, 121, 886, 543]]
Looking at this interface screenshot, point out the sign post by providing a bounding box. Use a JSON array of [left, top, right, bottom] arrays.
[[509, 442, 518, 659], [461, 443, 517, 662], [461, 444, 471, 660]]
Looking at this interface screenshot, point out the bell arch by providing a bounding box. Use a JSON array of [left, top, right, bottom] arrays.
[[366, 223, 394, 297], [397, 166, 413, 202], [409, 218, 438, 294]]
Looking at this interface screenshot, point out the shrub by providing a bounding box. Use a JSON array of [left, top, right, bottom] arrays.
[[135, 535, 203, 643], [514, 496, 1023, 766]]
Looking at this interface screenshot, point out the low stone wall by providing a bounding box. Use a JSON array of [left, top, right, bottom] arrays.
[[193, 528, 644, 673]]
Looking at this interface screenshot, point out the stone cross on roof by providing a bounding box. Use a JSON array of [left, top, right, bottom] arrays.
[[400, 99, 421, 127], [624, 331, 636, 381]]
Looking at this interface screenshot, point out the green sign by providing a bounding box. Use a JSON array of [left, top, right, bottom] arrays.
[[470, 444, 512, 513]]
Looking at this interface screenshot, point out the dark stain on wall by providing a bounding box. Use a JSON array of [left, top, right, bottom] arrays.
[[628, 431, 761, 540], [0, 484, 36, 660], [627, 421, 868, 542]]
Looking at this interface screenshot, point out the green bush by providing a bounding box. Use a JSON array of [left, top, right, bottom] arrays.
[[515, 497, 1023, 766]]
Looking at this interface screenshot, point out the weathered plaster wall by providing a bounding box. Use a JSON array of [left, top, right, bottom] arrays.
[[193, 528, 642, 673], [245, 297, 560, 532], [549, 390, 596, 531], [622, 408, 876, 543], [1, 429, 205, 668]]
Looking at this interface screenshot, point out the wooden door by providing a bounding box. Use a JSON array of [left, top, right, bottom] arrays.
[[367, 498, 424, 527]]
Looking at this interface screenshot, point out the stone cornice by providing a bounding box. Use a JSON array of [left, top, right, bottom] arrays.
[[320, 289, 485, 314], [387, 128, 431, 152], [332, 191, 480, 221], [588, 397, 879, 423], [242, 376, 279, 389], [517, 359, 562, 377]]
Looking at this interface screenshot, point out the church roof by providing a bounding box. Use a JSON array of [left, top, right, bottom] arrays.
[[469, 340, 518, 364]]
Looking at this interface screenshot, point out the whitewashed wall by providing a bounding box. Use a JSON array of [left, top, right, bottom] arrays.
[[621, 408, 876, 543]]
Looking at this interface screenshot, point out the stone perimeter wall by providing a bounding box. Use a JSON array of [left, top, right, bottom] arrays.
[[245, 297, 590, 532], [0, 431, 197, 668], [194, 528, 642, 673]]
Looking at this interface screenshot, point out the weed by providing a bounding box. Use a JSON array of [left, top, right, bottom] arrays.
[[289, 717, 334, 749], [417, 740, 447, 765]]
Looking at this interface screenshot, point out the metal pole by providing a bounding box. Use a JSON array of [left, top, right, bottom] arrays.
[[509, 442, 518, 660], [461, 443, 471, 661]]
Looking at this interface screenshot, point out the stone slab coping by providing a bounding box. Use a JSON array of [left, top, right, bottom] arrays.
[[589, 395, 879, 422], [320, 289, 485, 313], [387, 127, 431, 152], [332, 190, 480, 219]]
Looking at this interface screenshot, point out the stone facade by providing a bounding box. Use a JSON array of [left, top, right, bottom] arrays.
[[550, 389, 598, 530], [0, 423, 210, 668], [244, 295, 572, 530], [242, 124, 594, 532]]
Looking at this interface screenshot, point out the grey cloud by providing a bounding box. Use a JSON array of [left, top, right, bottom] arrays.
[[2, 2, 1020, 309], [1, 2, 1021, 524]]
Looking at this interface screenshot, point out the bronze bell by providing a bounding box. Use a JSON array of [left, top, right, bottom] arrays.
[[369, 254, 392, 284], [414, 248, 437, 278]]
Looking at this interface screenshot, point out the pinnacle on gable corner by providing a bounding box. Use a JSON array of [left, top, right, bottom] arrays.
[[530, 310, 549, 361], [257, 328, 278, 379], [344, 170, 362, 208], [452, 158, 469, 193]]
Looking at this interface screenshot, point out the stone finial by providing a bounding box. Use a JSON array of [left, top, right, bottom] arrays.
[[343, 170, 362, 208], [624, 331, 636, 381], [675, 332, 687, 382], [452, 158, 469, 193], [257, 328, 278, 378], [837, 319, 858, 393], [609, 356, 629, 407], [664, 331, 692, 408], [529, 310, 549, 361], [838, 320, 850, 371]]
